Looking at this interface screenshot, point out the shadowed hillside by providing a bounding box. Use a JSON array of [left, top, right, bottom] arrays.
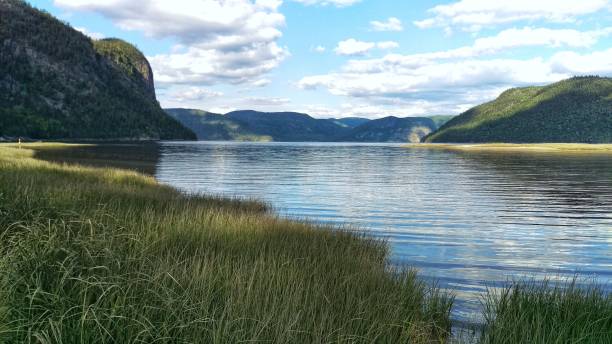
[[0, 0, 194, 140]]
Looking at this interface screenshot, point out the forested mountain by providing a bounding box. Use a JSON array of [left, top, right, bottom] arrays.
[[167, 109, 438, 142], [425, 77, 612, 143], [341, 116, 437, 143], [166, 109, 271, 141], [224, 110, 352, 142], [329, 117, 371, 129], [0, 0, 194, 140]]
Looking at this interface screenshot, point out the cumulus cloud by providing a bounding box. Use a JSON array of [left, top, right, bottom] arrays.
[[292, 0, 361, 7], [415, 0, 610, 30], [244, 96, 291, 105], [168, 87, 224, 102], [55, 0, 288, 85], [370, 17, 403, 32], [344, 27, 612, 73], [335, 39, 399, 56], [75, 26, 105, 39], [300, 45, 612, 114], [313, 45, 326, 53]]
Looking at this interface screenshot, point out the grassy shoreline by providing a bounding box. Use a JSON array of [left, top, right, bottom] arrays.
[[0, 144, 453, 343], [1, 143, 610, 343], [406, 143, 612, 154]]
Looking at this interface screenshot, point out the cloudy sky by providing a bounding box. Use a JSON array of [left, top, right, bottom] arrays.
[[31, 0, 612, 118]]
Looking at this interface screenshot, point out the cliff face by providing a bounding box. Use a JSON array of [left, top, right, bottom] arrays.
[[93, 38, 157, 100], [0, 0, 195, 140]]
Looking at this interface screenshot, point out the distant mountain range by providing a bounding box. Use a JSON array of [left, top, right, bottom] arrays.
[[0, 0, 194, 140], [425, 76, 612, 143], [166, 109, 447, 143]]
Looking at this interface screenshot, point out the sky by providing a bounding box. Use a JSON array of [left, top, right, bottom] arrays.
[[29, 0, 612, 119]]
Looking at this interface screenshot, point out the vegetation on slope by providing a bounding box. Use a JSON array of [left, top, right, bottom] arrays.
[[425, 76, 612, 143], [342, 116, 437, 143], [225, 110, 352, 142], [0, 0, 194, 140], [93, 38, 156, 100], [168, 109, 441, 143], [0, 144, 453, 343], [166, 108, 272, 141], [427, 115, 456, 129]]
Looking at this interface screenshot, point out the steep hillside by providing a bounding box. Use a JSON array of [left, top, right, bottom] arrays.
[[343, 116, 437, 143], [166, 108, 271, 141], [226, 110, 351, 142], [425, 77, 612, 143], [330, 117, 371, 129], [427, 115, 456, 129], [0, 0, 194, 140], [93, 38, 156, 100]]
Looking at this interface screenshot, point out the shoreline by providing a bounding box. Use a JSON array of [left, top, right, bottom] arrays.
[[406, 143, 612, 154]]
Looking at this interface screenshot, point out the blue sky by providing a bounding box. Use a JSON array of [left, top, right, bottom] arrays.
[[29, 0, 612, 118]]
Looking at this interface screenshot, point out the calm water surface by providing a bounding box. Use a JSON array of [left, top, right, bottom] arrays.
[[156, 142, 612, 322]]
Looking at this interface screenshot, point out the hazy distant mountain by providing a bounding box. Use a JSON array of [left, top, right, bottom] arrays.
[[225, 110, 351, 142], [329, 117, 371, 129], [166, 109, 271, 141], [342, 116, 437, 143], [425, 76, 612, 143], [168, 109, 444, 143], [0, 0, 194, 140]]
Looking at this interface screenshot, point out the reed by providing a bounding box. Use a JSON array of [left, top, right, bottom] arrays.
[[0, 145, 453, 343]]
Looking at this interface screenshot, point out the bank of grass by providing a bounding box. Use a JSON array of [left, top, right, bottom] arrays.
[[0, 145, 453, 343], [407, 143, 612, 154], [481, 279, 612, 344]]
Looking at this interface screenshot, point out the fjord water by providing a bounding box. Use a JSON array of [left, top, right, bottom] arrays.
[[156, 142, 612, 322]]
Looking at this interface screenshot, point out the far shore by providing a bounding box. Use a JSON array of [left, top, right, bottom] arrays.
[[406, 143, 612, 154]]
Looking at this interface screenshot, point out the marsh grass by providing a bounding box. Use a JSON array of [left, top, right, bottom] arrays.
[[0, 146, 453, 343], [480, 278, 612, 344]]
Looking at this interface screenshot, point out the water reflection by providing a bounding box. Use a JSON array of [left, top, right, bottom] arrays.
[[155, 142, 612, 322], [34, 143, 161, 175]]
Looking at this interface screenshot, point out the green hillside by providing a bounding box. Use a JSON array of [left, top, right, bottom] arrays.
[[166, 108, 271, 141], [425, 77, 612, 143], [427, 115, 456, 129], [342, 116, 437, 143], [0, 0, 194, 140]]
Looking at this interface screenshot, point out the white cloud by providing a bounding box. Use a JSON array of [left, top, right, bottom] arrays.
[[299, 46, 612, 115], [55, 0, 288, 85], [292, 0, 361, 7], [343, 27, 612, 73], [370, 17, 403, 32], [415, 0, 610, 30], [169, 87, 223, 102], [314, 45, 326, 53], [550, 48, 612, 75], [251, 79, 272, 87], [244, 96, 291, 105], [75, 26, 105, 39], [335, 38, 399, 56]]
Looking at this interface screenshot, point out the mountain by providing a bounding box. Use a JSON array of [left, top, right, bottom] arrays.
[[225, 110, 351, 142], [167, 108, 442, 143], [427, 115, 456, 129], [342, 116, 437, 143], [425, 77, 612, 143], [166, 108, 271, 141], [0, 0, 194, 140], [329, 117, 371, 129]]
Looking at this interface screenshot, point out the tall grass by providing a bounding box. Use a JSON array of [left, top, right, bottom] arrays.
[[480, 279, 612, 344], [0, 146, 453, 343]]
